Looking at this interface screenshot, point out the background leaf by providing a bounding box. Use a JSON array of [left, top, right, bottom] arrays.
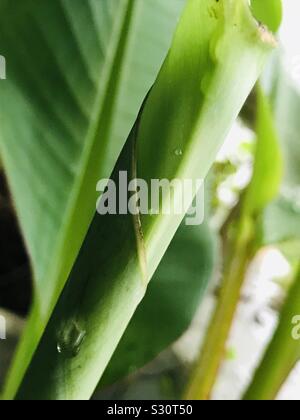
[[263, 197, 300, 246], [250, 0, 282, 32], [262, 64, 300, 246]]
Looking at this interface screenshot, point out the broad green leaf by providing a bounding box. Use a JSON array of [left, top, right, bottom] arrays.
[[250, 0, 282, 32], [16, 0, 274, 400], [0, 0, 185, 310], [0, 0, 185, 397], [100, 221, 216, 387]]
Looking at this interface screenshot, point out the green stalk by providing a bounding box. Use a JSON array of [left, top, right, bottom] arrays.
[[184, 217, 255, 400], [15, 0, 274, 400], [244, 265, 300, 400]]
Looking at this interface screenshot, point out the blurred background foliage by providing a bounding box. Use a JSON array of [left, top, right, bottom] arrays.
[[1, 0, 300, 400]]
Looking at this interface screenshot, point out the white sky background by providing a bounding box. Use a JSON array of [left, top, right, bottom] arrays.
[[281, 0, 300, 90], [218, 0, 300, 161]]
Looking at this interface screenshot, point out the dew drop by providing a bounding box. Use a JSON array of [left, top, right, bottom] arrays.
[[174, 148, 183, 157], [56, 320, 86, 358]]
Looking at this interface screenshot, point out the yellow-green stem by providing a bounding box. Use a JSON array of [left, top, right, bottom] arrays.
[[184, 221, 254, 400], [244, 264, 300, 400]]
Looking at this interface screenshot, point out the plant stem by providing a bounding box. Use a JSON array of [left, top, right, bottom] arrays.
[[184, 219, 254, 400], [244, 265, 300, 400]]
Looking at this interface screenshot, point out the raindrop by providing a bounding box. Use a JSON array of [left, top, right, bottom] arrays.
[[174, 148, 183, 157], [56, 320, 86, 358]]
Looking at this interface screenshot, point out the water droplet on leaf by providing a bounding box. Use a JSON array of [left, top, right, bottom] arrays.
[[174, 148, 183, 157], [56, 320, 86, 358]]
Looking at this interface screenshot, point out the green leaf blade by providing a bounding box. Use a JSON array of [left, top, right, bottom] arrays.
[[250, 0, 282, 32], [0, 0, 185, 308], [1, 0, 185, 398]]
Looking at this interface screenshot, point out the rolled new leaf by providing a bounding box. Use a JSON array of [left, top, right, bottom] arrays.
[[16, 0, 275, 400]]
